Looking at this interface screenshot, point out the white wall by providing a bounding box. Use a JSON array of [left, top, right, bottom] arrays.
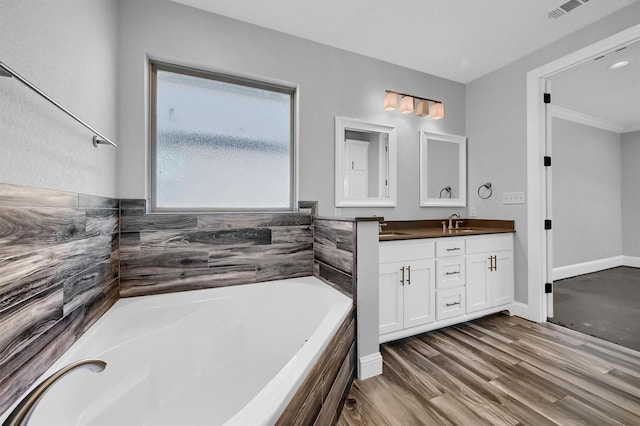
[[552, 118, 622, 268], [115, 0, 466, 219], [466, 2, 640, 304], [0, 0, 119, 197], [622, 130, 640, 258]]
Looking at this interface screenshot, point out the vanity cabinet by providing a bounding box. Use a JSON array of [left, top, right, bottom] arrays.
[[379, 233, 513, 343], [379, 241, 435, 335], [466, 235, 514, 313]]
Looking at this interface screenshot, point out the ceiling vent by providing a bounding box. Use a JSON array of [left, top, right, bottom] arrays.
[[548, 0, 590, 19]]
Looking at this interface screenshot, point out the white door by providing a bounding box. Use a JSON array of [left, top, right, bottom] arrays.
[[345, 140, 369, 198], [403, 259, 436, 328]]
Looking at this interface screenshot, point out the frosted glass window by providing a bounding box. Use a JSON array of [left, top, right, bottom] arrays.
[[150, 62, 294, 211]]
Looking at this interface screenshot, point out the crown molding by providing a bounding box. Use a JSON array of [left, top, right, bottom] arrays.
[[550, 105, 627, 133], [623, 123, 640, 133]]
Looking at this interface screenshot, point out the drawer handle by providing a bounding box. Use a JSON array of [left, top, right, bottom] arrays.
[[400, 266, 405, 286], [446, 301, 461, 307], [445, 271, 460, 275], [446, 247, 461, 251]]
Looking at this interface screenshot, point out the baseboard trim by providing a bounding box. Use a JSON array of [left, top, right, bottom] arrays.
[[623, 256, 640, 268], [553, 256, 623, 281], [358, 352, 382, 380], [509, 302, 532, 321]]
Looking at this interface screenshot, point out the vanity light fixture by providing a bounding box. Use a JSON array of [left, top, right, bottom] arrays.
[[383, 90, 444, 119], [430, 102, 445, 120], [415, 99, 430, 117], [383, 91, 398, 111], [400, 95, 414, 114]]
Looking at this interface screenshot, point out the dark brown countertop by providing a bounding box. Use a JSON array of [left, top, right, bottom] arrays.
[[379, 219, 515, 241]]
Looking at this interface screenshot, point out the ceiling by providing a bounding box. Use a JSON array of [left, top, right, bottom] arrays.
[[170, 0, 640, 131], [549, 39, 640, 132]]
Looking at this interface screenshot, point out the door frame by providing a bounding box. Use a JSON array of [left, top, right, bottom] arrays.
[[525, 24, 640, 322]]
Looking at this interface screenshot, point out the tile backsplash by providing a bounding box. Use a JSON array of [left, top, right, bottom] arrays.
[[0, 183, 119, 414]]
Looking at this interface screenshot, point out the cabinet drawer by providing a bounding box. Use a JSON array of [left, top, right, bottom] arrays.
[[436, 287, 466, 321], [380, 240, 435, 263], [436, 258, 465, 289], [436, 239, 465, 257], [466, 235, 513, 254]]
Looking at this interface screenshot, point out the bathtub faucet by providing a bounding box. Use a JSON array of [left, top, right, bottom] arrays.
[[3, 359, 106, 426]]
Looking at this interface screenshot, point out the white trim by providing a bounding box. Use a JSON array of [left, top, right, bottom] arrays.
[[509, 302, 530, 319], [623, 256, 640, 268], [526, 23, 640, 323], [553, 256, 623, 281], [550, 105, 626, 133], [358, 352, 383, 380]]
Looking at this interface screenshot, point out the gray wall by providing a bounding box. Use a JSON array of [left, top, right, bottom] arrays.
[[552, 118, 622, 268], [115, 0, 466, 219], [0, 0, 118, 198], [622, 130, 640, 258], [465, 2, 640, 303]]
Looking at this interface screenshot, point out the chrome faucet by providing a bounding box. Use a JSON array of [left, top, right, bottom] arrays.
[[3, 359, 106, 426], [448, 213, 460, 230], [378, 222, 388, 233]]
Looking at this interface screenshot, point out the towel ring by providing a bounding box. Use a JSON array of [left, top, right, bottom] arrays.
[[477, 182, 492, 199], [439, 186, 452, 199]]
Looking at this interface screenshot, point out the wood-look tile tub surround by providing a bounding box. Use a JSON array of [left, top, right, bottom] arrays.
[[119, 199, 316, 297], [1, 186, 358, 421], [313, 218, 357, 298], [0, 183, 119, 414], [277, 307, 356, 426]]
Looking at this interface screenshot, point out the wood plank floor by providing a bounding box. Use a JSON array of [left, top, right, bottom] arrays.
[[339, 314, 640, 425]]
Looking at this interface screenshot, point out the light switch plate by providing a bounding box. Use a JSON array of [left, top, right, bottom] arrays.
[[503, 191, 526, 204]]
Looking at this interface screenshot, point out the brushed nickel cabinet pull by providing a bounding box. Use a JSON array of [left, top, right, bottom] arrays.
[[446, 247, 461, 251], [446, 301, 461, 307], [494, 255, 498, 271], [407, 265, 411, 285], [400, 266, 405, 286], [445, 271, 460, 275]]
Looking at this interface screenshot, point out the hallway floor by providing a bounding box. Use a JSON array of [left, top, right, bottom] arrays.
[[549, 266, 640, 352]]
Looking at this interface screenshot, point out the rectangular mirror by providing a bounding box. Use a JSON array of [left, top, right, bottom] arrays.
[[335, 117, 397, 207], [420, 131, 466, 207]]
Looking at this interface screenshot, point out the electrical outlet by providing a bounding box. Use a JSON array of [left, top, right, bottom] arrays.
[[469, 206, 477, 217], [503, 191, 526, 205]]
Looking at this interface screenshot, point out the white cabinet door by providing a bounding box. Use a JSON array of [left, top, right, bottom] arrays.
[[465, 253, 491, 313], [379, 261, 404, 334], [403, 259, 436, 329], [492, 250, 514, 307]]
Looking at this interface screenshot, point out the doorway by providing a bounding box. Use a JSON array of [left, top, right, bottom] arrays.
[[525, 24, 640, 324]]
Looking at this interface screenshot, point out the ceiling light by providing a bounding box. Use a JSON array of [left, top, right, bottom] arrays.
[[400, 96, 414, 114], [383, 91, 397, 111], [609, 61, 629, 69]]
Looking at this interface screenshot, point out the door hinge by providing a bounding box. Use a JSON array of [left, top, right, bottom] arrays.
[[545, 283, 553, 294], [543, 93, 551, 104], [544, 156, 551, 167], [544, 219, 552, 230]]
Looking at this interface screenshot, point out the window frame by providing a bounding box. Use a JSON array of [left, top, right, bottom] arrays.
[[148, 60, 297, 213]]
